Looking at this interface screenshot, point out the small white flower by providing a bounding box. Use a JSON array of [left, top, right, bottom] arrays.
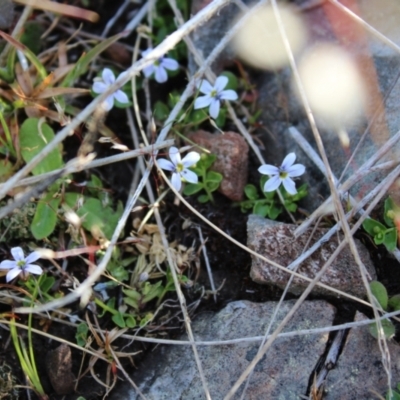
[[92, 68, 129, 111], [141, 48, 179, 83], [157, 146, 200, 191], [0, 247, 43, 282], [258, 153, 305, 195], [194, 76, 238, 119]]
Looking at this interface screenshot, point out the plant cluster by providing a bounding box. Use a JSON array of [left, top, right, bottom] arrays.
[[0, 0, 313, 396], [363, 197, 399, 251]]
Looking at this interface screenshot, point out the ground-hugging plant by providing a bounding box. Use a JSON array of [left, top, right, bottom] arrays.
[[369, 280, 400, 339], [363, 197, 399, 252], [239, 153, 307, 220]]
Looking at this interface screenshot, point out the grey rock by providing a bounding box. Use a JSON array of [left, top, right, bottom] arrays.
[[0, 0, 14, 30], [247, 215, 376, 297], [112, 300, 336, 399], [324, 311, 400, 400]]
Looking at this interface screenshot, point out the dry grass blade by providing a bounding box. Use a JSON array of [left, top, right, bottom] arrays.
[[13, 0, 100, 23]]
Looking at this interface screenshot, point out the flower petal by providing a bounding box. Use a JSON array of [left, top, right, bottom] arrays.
[[287, 164, 305, 177], [258, 164, 279, 176], [25, 264, 43, 275], [194, 95, 212, 110], [214, 76, 228, 92], [25, 251, 41, 264], [209, 99, 220, 119], [220, 89, 238, 101], [11, 247, 24, 261], [102, 68, 115, 85], [6, 268, 21, 282], [157, 158, 175, 171], [143, 65, 155, 78], [281, 153, 296, 170], [0, 260, 17, 270], [264, 175, 281, 192], [169, 147, 181, 166], [155, 66, 168, 83], [181, 169, 198, 184], [198, 79, 213, 94], [102, 96, 114, 111], [161, 58, 179, 71], [181, 151, 200, 168], [171, 172, 182, 191], [92, 81, 107, 94], [114, 90, 129, 104], [282, 177, 297, 195]]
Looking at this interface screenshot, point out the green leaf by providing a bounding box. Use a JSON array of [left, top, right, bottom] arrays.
[[154, 101, 170, 121], [75, 323, 88, 347], [384, 197, 396, 227], [200, 154, 217, 170], [123, 289, 141, 300], [221, 71, 238, 91], [142, 281, 163, 303], [206, 170, 223, 182], [112, 312, 126, 328], [244, 184, 259, 201], [362, 218, 386, 237], [64, 194, 123, 240], [214, 107, 226, 127], [268, 205, 282, 220], [205, 181, 220, 192], [285, 202, 297, 212], [183, 183, 203, 196], [254, 202, 269, 217], [20, 118, 64, 175], [198, 194, 210, 203], [38, 274, 55, 293], [20, 21, 44, 55], [125, 315, 136, 328], [31, 192, 61, 239], [369, 319, 395, 339], [388, 294, 400, 311], [387, 389, 400, 400], [124, 297, 139, 310], [384, 228, 397, 252], [370, 281, 388, 310], [61, 31, 126, 87]]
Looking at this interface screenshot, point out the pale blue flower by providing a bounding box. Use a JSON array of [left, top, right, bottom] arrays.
[[194, 76, 238, 119], [258, 153, 305, 195], [0, 247, 42, 282], [141, 48, 179, 83], [92, 68, 129, 111], [157, 146, 200, 191]]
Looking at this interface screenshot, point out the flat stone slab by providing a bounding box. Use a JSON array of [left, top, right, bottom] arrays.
[[112, 300, 335, 399], [247, 215, 376, 297], [324, 311, 400, 400]]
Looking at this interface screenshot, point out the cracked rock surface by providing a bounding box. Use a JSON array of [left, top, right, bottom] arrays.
[[111, 300, 335, 399], [247, 215, 376, 297]]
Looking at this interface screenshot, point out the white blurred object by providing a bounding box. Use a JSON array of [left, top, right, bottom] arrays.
[[296, 43, 367, 127], [233, 4, 307, 70]]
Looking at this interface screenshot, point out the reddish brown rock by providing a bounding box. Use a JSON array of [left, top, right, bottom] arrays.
[[188, 130, 249, 201]]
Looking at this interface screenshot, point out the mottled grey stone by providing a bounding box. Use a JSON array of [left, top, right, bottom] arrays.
[[324, 311, 400, 400], [0, 0, 14, 30], [247, 215, 376, 297], [111, 300, 336, 399]]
